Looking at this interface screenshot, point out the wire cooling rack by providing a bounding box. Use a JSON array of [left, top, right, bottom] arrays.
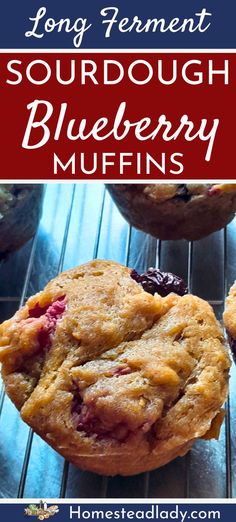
[[0, 183, 235, 499]]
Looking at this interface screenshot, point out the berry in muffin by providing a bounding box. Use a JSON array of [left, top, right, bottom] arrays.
[[0, 260, 230, 476], [107, 184, 236, 240]]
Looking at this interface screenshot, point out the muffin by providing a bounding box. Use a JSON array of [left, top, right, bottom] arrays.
[[107, 184, 236, 240], [0, 184, 44, 256], [223, 282, 236, 361], [0, 260, 230, 476]]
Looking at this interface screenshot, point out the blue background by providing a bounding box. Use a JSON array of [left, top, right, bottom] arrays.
[[0, 0, 235, 49], [1, 504, 236, 522]]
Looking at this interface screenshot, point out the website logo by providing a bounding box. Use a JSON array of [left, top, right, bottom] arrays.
[[24, 501, 59, 520]]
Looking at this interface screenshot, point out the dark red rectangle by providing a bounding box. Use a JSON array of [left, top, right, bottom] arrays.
[[0, 53, 234, 180]]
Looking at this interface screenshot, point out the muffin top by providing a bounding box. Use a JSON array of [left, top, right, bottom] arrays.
[[109, 184, 236, 204], [0, 184, 39, 219]]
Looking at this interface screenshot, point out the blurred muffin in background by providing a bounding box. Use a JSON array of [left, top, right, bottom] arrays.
[[0, 185, 44, 256], [107, 184, 236, 240]]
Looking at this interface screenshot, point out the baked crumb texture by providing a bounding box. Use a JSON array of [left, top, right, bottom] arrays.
[[0, 260, 230, 476], [107, 184, 236, 240]]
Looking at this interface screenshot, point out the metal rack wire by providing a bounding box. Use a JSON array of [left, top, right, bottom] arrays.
[[0, 183, 235, 499]]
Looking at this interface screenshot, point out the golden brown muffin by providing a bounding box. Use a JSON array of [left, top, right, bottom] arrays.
[[107, 184, 236, 240], [0, 260, 230, 476]]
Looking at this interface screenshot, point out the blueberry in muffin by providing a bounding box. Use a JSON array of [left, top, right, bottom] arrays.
[[0, 184, 44, 255], [0, 260, 230, 476], [107, 184, 236, 240]]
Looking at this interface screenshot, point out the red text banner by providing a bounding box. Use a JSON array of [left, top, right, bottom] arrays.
[[0, 53, 235, 180]]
